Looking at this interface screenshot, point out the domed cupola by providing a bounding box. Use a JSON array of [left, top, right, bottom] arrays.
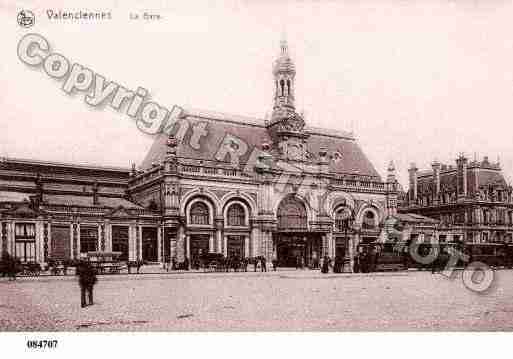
[[272, 39, 296, 111], [267, 38, 309, 163]]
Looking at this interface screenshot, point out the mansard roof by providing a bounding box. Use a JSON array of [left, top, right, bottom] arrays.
[[0, 157, 130, 175], [416, 162, 509, 193], [43, 194, 143, 209], [141, 108, 381, 179]]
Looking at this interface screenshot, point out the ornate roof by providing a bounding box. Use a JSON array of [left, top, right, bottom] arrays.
[[141, 108, 382, 179]]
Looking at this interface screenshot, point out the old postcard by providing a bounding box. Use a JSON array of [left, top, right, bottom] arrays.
[[1, 0, 512, 357]]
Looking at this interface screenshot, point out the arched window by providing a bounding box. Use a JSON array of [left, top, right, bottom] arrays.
[[277, 196, 307, 230], [190, 202, 210, 225], [227, 203, 246, 226], [362, 211, 377, 229]]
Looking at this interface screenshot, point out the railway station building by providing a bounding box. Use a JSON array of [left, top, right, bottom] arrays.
[[0, 40, 399, 271]]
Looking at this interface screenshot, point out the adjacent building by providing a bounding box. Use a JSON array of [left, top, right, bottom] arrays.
[[399, 154, 513, 245]]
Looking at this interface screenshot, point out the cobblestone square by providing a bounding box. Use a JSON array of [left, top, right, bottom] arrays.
[[1, 269, 513, 331]]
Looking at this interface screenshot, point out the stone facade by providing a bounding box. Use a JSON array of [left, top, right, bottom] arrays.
[[0, 40, 398, 271], [399, 154, 513, 244]]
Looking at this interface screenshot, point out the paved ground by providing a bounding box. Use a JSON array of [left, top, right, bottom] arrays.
[[1, 269, 513, 331]]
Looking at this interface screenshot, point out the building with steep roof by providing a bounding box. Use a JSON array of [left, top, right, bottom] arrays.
[[0, 40, 397, 271], [399, 154, 513, 244]]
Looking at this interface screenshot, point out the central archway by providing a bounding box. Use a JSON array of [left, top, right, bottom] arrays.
[[277, 195, 308, 231], [275, 195, 320, 268]]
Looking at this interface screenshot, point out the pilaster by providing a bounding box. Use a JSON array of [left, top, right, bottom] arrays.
[[157, 225, 162, 262]]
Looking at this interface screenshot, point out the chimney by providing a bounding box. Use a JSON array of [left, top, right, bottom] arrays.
[[432, 160, 441, 204], [456, 153, 468, 198], [386, 161, 398, 215], [408, 162, 418, 204]]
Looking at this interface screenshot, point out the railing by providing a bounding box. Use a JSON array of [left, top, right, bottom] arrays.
[[179, 165, 253, 179], [182, 165, 201, 173], [330, 178, 386, 191]]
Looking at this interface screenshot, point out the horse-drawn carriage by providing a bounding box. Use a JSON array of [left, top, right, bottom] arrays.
[[355, 242, 407, 272], [86, 251, 126, 274], [0, 253, 41, 277]]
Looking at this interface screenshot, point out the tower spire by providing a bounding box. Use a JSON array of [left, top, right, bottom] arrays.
[[280, 38, 288, 55], [272, 37, 296, 111]]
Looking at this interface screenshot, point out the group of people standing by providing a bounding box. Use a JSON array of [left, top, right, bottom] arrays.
[[319, 251, 378, 274]]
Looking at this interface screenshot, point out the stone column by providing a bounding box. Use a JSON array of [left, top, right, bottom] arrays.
[[185, 234, 191, 259], [209, 234, 214, 253], [251, 227, 258, 257], [352, 227, 361, 257], [217, 230, 222, 253], [215, 218, 223, 254], [244, 235, 250, 258], [327, 232, 335, 259], [265, 231, 273, 262], [169, 227, 177, 261], [223, 235, 228, 256], [157, 226, 162, 262], [128, 225, 136, 261], [105, 221, 112, 252], [138, 226, 142, 261], [177, 225, 185, 262], [348, 235, 355, 272], [73, 223, 80, 259]]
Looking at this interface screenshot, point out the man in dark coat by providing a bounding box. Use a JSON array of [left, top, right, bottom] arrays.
[[77, 260, 98, 308], [321, 256, 330, 274], [260, 257, 267, 272], [353, 255, 360, 273]]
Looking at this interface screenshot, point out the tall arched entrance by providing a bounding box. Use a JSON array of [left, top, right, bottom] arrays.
[[274, 195, 321, 268]]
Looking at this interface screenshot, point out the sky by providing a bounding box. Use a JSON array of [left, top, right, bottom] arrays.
[[1, 0, 513, 188]]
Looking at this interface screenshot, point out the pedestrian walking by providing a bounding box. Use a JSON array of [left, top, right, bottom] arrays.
[[353, 255, 360, 273], [321, 256, 330, 274], [77, 260, 98, 308], [261, 257, 267, 272]]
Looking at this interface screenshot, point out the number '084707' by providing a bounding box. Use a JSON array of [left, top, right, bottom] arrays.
[[26, 340, 58, 349]]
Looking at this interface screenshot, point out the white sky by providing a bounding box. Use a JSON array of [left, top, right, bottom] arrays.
[[1, 0, 513, 187]]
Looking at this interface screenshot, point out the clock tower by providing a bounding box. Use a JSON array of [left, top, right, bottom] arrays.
[[267, 39, 309, 162]]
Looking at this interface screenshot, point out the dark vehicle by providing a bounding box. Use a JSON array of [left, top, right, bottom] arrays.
[[200, 253, 226, 272], [0, 253, 22, 279], [465, 243, 511, 268], [356, 242, 407, 272], [400, 241, 465, 271]]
